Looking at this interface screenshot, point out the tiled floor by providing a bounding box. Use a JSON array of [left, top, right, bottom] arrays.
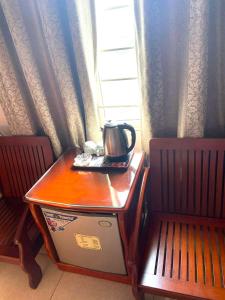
[[0, 249, 170, 300]]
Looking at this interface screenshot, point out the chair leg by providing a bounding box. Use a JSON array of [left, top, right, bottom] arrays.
[[130, 263, 144, 300], [132, 286, 144, 300], [23, 254, 42, 289], [15, 233, 42, 289]]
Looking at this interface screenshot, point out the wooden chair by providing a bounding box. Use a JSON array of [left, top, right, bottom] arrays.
[[130, 138, 225, 300], [0, 136, 54, 288]]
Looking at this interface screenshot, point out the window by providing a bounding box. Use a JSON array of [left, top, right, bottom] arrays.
[[95, 0, 141, 149]]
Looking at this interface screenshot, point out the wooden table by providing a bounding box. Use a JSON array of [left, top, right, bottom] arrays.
[[25, 149, 144, 284]]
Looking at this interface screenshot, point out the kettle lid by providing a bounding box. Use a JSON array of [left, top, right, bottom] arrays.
[[104, 120, 118, 128]]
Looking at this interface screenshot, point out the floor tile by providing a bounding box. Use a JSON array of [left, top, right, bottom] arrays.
[[0, 253, 171, 300], [0, 254, 62, 300], [52, 272, 135, 300]]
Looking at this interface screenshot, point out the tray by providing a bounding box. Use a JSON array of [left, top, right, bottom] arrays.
[[72, 152, 133, 171]]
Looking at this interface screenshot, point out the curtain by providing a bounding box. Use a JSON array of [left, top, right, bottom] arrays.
[[134, 0, 225, 151], [0, 105, 10, 135], [0, 0, 101, 156]]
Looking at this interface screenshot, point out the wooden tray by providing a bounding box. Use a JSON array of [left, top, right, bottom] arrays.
[[72, 152, 133, 172]]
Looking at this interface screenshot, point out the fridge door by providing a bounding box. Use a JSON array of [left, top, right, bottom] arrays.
[[41, 207, 127, 275]]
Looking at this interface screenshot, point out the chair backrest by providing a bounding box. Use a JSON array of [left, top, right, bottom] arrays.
[[149, 138, 225, 219], [0, 136, 54, 200]]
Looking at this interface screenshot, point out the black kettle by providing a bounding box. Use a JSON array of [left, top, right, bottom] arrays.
[[103, 121, 136, 161]]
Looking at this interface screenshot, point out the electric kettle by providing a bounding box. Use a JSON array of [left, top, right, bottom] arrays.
[[103, 121, 136, 161]]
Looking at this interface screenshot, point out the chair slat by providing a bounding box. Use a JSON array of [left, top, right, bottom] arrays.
[[188, 150, 195, 215], [0, 136, 54, 200], [211, 227, 223, 288], [180, 223, 188, 281], [156, 219, 168, 276], [164, 220, 174, 278], [168, 150, 175, 213], [217, 229, 225, 287], [10, 146, 25, 196], [37, 145, 47, 173], [215, 151, 224, 218], [188, 223, 196, 283], [181, 150, 188, 214], [195, 150, 202, 215], [208, 151, 217, 218], [144, 219, 161, 275], [161, 150, 169, 212], [195, 225, 204, 285], [149, 139, 225, 218], [172, 222, 180, 280], [174, 150, 181, 212]]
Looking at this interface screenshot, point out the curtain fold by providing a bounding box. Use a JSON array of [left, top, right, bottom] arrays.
[[66, 0, 101, 143], [0, 0, 101, 156], [135, 0, 225, 152]]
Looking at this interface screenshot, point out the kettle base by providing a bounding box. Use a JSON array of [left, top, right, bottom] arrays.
[[105, 154, 129, 162]]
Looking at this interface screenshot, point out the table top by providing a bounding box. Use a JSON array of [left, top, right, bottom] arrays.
[[25, 149, 144, 211]]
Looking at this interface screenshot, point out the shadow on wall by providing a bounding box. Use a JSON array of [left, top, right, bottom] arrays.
[[0, 104, 10, 135]]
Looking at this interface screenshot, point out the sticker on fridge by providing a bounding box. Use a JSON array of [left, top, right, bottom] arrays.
[[75, 234, 102, 250], [43, 211, 77, 232]]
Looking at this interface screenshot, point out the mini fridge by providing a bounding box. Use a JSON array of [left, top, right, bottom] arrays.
[[41, 207, 127, 275]]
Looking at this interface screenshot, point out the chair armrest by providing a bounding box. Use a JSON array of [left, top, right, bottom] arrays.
[[14, 206, 30, 244], [129, 167, 150, 265]]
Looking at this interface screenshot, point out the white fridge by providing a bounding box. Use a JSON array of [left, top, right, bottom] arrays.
[[41, 207, 127, 275]]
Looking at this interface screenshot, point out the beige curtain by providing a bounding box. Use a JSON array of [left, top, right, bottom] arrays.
[[135, 0, 225, 151], [0, 0, 101, 156]]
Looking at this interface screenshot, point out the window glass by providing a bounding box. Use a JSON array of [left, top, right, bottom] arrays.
[[97, 7, 134, 50], [99, 49, 137, 80], [95, 0, 142, 149], [101, 79, 140, 106], [104, 107, 140, 121], [96, 0, 131, 10]]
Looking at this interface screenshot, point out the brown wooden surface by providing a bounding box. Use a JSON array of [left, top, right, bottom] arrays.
[[0, 201, 24, 246], [25, 150, 144, 211], [0, 136, 54, 288], [140, 213, 225, 300], [0, 136, 53, 201], [131, 138, 225, 300], [128, 167, 150, 299], [57, 262, 131, 284], [149, 138, 225, 218]]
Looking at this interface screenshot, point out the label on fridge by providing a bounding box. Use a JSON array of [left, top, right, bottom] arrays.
[[75, 234, 102, 251], [43, 210, 77, 232]]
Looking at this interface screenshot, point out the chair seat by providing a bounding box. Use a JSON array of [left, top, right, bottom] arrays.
[[0, 199, 24, 246], [140, 213, 225, 300]]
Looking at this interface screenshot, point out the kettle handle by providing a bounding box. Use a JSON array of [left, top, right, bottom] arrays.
[[119, 123, 136, 153]]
